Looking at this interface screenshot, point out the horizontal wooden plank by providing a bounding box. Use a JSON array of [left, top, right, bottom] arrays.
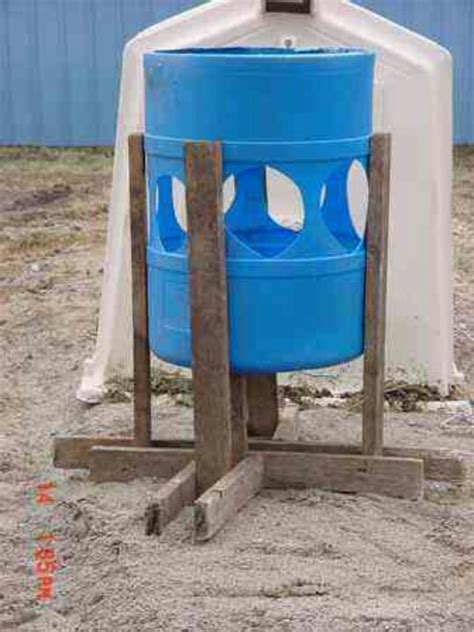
[[89, 446, 193, 483], [397, 447, 468, 483], [54, 435, 473, 484], [145, 461, 196, 536], [63, 443, 424, 499], [257, 442, 469, 484], [54, 436, 133, 468], [264, 452, 424, 500], [194, 454, 264, 542]]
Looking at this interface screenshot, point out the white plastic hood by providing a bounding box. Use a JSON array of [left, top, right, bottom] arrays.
[[78, 0, 455, 401]]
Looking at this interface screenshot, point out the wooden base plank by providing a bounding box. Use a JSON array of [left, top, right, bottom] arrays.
[[62, 442, 425, 500], [89, 446, 193, 483], [393, 447, 469, 484], [194, 454, 264, 542], [54, 436, 473, 484], [145, 462, 196, 536], [264, 452, 424, 500], [54, 436, 133, 469]]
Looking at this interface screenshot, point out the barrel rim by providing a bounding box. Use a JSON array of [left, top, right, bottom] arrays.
[[145, 46, 375, 61]]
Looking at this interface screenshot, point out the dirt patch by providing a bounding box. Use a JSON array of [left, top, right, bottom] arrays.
[[106, 370, 194, 406], [0, 146, 473, 631], [5, 183, 73, 213], [107, 372, 468, 413]]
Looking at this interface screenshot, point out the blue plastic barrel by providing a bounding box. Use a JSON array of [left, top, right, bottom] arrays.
[[144, 47, 375, 373]]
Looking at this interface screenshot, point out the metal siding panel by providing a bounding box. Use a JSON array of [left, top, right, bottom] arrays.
[[119, 0, 148, 42], [36, 0, 67, 145], [64, 0, 98, 145], [2, 0, 469, 145], [0, 0, 205, 145], [5, 0, 39, 143], [93, 1, 123, 145], [0, 0, 13, 143], [468, 0, 474, 142], [440, 0, 474, 144], [355, 0, 474, 142], [151, 0, 190, 21]]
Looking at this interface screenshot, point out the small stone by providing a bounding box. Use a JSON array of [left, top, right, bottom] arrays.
[[175, 393, 193, 408], [88, 592, 104, 606], [155, 394, 173, 407], [316, 396, 346, 409], [30, 263, 40, 272], [300, 396, 316, 408], [425, 400, 473, 415]]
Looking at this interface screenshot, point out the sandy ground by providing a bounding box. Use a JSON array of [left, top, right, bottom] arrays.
[[0, 146, 473, 631]]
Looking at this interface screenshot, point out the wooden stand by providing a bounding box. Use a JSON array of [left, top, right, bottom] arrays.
[[54, 133, 468, 541]]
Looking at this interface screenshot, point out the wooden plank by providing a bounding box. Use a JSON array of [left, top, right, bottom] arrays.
[[363, 134, 392, 455], [254, 442, 468, 484], [89, 446, 192, 483], [54, 436, 133, 468], [264, 452, 423, 500], [401, 448, 469, 484], [230, 374, 249, 465], [185, 141, 233, 494], [53, 436, 473, 483], [194, 454, 264, 542], [145, 462, 196, 536], [462, 460, 474, 496], [247, 375, 279, 437], [128, 133, 151, 448]]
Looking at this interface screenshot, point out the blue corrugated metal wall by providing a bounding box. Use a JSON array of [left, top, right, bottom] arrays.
[[0, 0, 472, 145], [0, 0, 204, 145], [354, 0, 473, 144]]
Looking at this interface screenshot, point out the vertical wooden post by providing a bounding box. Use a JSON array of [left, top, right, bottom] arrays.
[[247, 375, 279, 437], [362, 134, 392, 456], [244, 170, 280, 438], [185, 141, 233, 494], [230, 375, 249, 465], [128, 134, 152, 448]]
